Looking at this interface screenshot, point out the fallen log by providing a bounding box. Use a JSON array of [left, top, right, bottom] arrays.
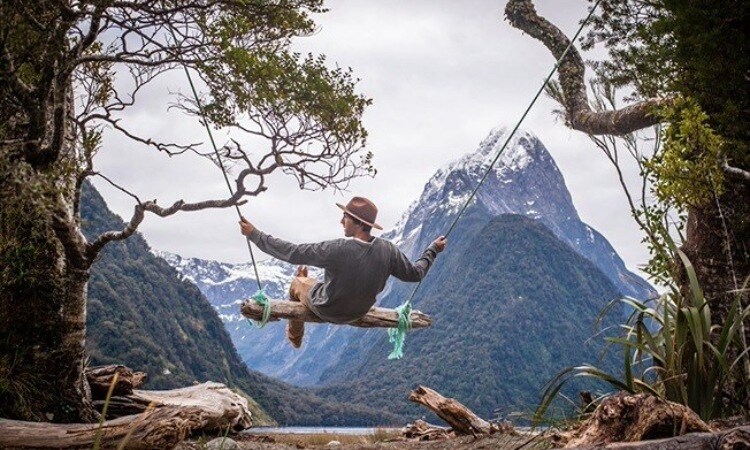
[[241, 299, 432, 328], [562, 425, 750, 450], [98, 382, 252, 432], [554, 392, 711, 448], [86, 365, 146, 398], [0, 382, 253, 449], [409, 385, 493, 435], [0, 406, 204, 449]]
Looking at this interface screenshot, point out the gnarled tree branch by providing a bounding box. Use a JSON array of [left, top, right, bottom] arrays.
[[504, 0, 667, 135], [85, 169, 264, 261]]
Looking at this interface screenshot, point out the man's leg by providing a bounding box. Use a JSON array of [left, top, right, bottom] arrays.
[[287, 266, 316, 348]]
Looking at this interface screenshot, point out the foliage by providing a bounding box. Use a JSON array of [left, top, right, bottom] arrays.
[[585, 0, 750, 160], [534, 0, 750, 423], [647, 98, 725, 211], [198, 49, 373, 188], [538, 93, 750, 424], [536, 241, 750, 422]]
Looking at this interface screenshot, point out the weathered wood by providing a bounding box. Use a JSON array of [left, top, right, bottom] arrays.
[[0, 382, 253, 449], [409, 385, 493, 435], [402, 419, 453, 441], [0, 406, 204, 449], [241, 299, 432, 328], [555, 392, 711, 448], [86, 365, 146, 398], [563, 425, 750, 450], [102, 382, 252, 432]]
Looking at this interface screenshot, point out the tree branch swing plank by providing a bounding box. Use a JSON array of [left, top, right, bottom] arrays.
[[240, 299, 432, 328]]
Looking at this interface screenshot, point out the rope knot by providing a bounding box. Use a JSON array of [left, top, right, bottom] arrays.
[[246, 288, 271, 328], [387, 301, 413, 359]]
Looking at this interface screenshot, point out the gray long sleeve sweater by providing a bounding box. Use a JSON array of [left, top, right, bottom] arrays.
[[248, 229, 439, 323]]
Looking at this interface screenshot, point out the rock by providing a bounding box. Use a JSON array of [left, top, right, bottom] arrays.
[[206, 437, 239, 450]]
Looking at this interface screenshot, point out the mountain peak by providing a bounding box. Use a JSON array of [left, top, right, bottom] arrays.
[[433, 126, 545, 188], [469, 125, 541, 172], [388, 126, 565, 244], [387, 124, 654, 302]]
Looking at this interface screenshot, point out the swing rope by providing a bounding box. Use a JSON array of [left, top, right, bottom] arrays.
[[387, 0, 603, 359], [173, 32, 271, 328]]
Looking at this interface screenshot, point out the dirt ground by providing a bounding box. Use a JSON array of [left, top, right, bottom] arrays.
[[176, 432, 553, 450]]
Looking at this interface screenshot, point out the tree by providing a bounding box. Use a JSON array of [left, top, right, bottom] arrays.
[[504, 0, 749, 413], [0, 0, 370, 423]]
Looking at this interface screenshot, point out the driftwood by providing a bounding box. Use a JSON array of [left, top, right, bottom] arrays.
[[0, 382, 252, 449], [553, 392, 711, 448], [86, 365, 146, 398], [241, 299, 432, 328], [0, 406, 205, 449], [100, 382, 252, 432], [409, 385, 494, 435], [402, 419, 453, 441], [563, 425, 750, 450]]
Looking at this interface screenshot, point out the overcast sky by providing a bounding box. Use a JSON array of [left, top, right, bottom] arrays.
[[93, 0, 651, 277]]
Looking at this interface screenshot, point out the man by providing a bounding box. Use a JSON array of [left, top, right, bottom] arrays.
[[239, 196, 447, 348]]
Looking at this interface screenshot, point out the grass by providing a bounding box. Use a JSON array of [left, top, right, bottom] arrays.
[[251, 428, 402, 446]]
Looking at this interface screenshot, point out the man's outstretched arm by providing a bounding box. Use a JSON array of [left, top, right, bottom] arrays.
[[391, 236, 447, 282], [239, 217, 336, 267]]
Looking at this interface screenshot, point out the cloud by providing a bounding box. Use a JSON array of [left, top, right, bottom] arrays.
[[93, 0, 651, 278]]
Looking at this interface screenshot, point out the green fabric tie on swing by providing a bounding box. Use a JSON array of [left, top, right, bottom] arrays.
[[246, 288, 271, 328], [387, 302, 413, 359]]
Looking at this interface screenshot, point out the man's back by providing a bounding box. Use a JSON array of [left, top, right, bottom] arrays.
[[247, 230, 439, 323], [307, 238, 391, 322]]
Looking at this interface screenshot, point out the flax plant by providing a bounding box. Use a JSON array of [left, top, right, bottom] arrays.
[[536, 246, 750, 423]]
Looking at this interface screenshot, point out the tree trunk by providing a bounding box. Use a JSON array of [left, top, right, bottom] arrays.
[[0, 381, 254, 449], [682, 184, 750, 411], [241, 300, 432, 328], [86, 365, 147, 399], [97, 382, 253, 432], [563, 426, 750, 450], [401, 419, 452, 441], [0, 142, 95, 423]]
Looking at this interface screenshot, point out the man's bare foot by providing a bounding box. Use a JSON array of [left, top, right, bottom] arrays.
[[286, 322, 303, 349]]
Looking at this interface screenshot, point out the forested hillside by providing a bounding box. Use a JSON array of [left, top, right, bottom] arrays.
[[82, 183, 401, 426]]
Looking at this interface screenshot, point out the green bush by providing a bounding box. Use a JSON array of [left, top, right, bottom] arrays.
[[537, 246, 750, 422]]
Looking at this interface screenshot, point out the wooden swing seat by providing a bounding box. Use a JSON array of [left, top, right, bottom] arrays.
[[240, 299, 432, 329]]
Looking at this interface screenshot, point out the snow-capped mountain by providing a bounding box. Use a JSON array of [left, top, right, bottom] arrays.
[[386, 126, 653, 300], [158, 126, 655, 386]]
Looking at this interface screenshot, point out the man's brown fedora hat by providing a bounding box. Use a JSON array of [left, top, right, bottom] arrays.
[[336, 197, 383, 230]]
